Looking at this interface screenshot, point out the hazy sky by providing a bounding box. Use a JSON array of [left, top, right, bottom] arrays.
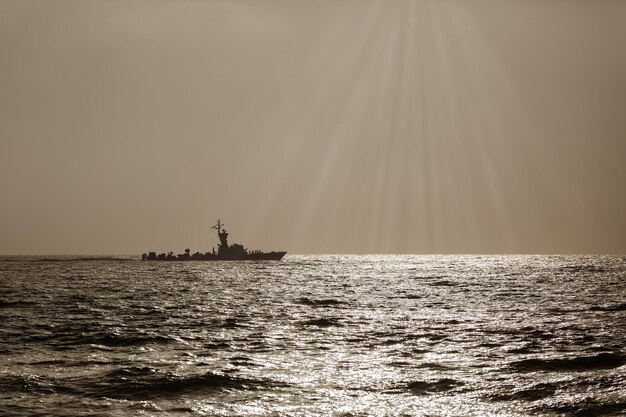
[[2, 0, 625, 255]]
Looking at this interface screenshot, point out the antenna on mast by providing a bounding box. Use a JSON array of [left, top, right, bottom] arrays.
[[212, 219, 224, 234]]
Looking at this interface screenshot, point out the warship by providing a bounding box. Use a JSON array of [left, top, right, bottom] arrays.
[[142, 220, 286, 261]]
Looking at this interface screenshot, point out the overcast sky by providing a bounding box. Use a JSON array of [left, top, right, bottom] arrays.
[[1, 0, 625, 255]]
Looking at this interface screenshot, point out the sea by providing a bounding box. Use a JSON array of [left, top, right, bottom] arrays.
[[0, 255, 624, 417]]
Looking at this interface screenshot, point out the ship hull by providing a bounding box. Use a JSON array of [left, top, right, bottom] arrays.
[[143, 251, 287, 261]]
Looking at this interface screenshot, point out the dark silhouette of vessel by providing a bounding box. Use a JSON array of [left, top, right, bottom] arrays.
[[142, 220, 286, 261]]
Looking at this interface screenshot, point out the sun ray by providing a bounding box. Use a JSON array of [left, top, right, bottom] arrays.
[[233, 0, 557, 254]]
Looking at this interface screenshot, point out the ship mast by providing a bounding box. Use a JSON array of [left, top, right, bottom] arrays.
[[212, 219, 229, 253], [212, 219, 224, 235]]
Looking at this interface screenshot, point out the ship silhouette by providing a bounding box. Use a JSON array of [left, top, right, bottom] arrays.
[[142, 220, 286, 261]]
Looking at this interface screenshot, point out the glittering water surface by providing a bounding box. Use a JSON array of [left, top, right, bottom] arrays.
[[1, 255, 625, 416]]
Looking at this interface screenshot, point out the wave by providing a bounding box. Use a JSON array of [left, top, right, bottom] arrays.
[[204, 341, 231, 350], [560, 264, 609, 274], [0, 374, 76, 396], [507, 344, 540, 354], [299, 318, 343, 327], [489, 382, 557, 402], [229, 356, 259, 367], [589, 303, 626, 312], [0, 369, 284, 400], [30, 359, 66, 366], [88, 368, 282, 399], [534, 398, 626, 416], [389, 360, 412, 368], [574, 374, 625, 390], [429, 280, 457, 287], [417, 362, 454, 371], [510, 352, 625, 372], [88, 334, 176, 347], [29, 331, 179, 348], [402, 333, 448, 342], [295, 297, 345, 306], [379, 338, 402, 346], [402, 294, 423, 299], [0, 374, 43, 393], [0, 300, 35, 309], [406, 378, 465, 395], [220, 318, 242, 329]]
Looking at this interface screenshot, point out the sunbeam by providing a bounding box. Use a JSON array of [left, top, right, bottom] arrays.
[[240, 0, 541, 253]]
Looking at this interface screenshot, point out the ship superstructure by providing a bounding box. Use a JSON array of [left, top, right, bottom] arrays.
[[142, 220, 286, 261]]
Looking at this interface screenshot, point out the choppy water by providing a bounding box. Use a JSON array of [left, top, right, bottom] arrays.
[[1, 255, 625, 416]]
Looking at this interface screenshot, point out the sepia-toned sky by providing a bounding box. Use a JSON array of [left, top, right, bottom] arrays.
[[1, 0, 625, 255]]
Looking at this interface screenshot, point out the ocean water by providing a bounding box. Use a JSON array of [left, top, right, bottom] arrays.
[[0, 255, 624, 417]]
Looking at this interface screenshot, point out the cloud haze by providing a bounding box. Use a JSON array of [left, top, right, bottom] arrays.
[[1, 0, 625, 254]]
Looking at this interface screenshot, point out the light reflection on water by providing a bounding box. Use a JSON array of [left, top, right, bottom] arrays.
[[0, 255, 624, 416]]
